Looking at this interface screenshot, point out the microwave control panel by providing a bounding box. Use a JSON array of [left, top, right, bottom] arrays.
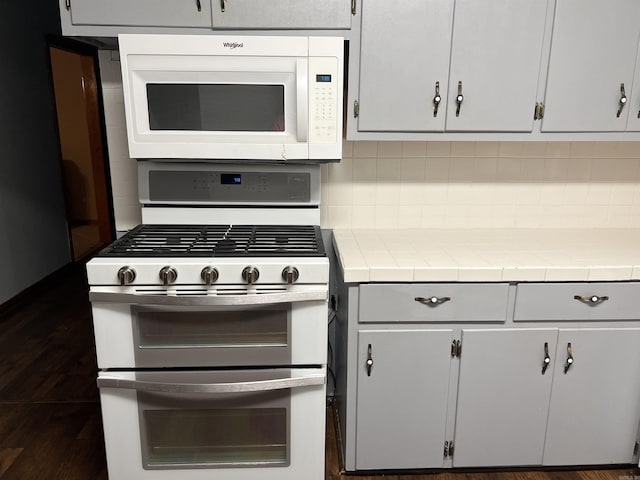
[[309, 57, 338, 145]]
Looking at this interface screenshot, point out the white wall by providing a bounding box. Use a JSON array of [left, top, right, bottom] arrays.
[[98, 53, 640, 231]]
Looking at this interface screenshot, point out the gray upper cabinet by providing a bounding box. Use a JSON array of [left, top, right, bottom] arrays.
[[356, 0, 454, 132], [541, 0, 640, 132], [353, 0, 549, 135], [211, 0, 351, 29], [445, 0, 548, 132], [61, 0, 350, 35], [66, 0, 213, 28], [627, 40, 640, 132]]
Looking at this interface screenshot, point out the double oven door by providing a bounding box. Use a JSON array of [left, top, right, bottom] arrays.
[[90, 286, 327, 479]]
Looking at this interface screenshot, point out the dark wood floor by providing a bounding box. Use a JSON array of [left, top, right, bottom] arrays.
[[0, 263, 639, 480]]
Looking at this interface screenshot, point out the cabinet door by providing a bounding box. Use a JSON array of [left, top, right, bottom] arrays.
[[357, 0, 454, 132], [355, 329, 453, 470], [543, 328, 640, 465], [541, 0, 640, 132], [627, 37, 640, 132], [445, 0, 549, 132], [211, 0, 351, 29], [69, 0, 212, 27], [454, 328, 557, 467]]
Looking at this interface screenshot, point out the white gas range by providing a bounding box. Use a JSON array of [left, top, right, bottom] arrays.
[[86, 163, 329, 480]]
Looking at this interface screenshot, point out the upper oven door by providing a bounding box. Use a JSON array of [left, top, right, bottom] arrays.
[[90, 285, 328, 369], [119, 34, 343, 162]]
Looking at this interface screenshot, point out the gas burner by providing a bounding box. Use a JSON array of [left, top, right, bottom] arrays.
[[99, 224, 326, 258]]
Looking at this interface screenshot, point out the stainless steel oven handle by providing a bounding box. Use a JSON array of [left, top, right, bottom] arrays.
[[89, 289, 327, 306], [97, 373, 325, 393]]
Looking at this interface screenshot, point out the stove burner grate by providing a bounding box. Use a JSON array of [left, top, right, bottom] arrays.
[[99, 225, 325, 257]]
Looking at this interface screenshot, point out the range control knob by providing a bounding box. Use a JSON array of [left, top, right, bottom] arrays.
[[159, 266, 178, 286], [117, 266, 136, 286], [201, 266, 219, 286], [282, 266, 300, 284], [242, 266, 260, 284]]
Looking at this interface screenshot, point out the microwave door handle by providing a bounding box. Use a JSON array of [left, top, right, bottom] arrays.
[[97, 372, 325, 393], [296, 58, 309, 143], [89, 289, 327, 306]]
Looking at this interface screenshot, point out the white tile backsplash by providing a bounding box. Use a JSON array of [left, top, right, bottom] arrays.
[[98, 55, 640, 231]]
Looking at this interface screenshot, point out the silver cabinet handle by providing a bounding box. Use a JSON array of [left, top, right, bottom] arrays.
[[366, 344, 374, 376], [415, 296, 451, 306], [573, 294, 609, 306], [564, 342, 574, 374], [89, 289, 327, 306], [196, 0, 201, 11], [433, 81, 442, 117], [455, 81, 464, 117], [542, 342, 551, 375], [220, 0, 225, 11], [98, 373, 325, 394], [617, 83, 628, 118]]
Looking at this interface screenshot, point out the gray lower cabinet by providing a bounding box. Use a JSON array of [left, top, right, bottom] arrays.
[[453, 328, 558, 467], [543, 328, 640, 465], [355, 329, 453, 470], [338, 281, 640, 472]]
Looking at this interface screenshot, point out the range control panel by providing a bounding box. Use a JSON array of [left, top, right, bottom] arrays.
[[309, 57, 338, 144], [147, 170, 311, 204]]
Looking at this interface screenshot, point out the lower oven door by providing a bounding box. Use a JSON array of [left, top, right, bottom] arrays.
[[90, 286, 327, 368], [98, 367, 326, 480]]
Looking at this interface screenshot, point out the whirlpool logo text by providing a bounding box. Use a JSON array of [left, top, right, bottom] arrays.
[[223, 42, 244, 49]]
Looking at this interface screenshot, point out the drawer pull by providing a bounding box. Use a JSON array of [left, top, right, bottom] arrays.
[[573, 295, 609, 306], [415, 296, 451, 306], [564, 342, 574, 374], [366, 344, 374, 377], [542, 342, 551, 375]]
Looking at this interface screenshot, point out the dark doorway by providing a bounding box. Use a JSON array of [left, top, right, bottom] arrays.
[[48, 40, 114, 260]]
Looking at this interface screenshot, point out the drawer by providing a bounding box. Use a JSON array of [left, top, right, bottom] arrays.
[[514, 282, 640, 322], [358, 283, 510, 323]]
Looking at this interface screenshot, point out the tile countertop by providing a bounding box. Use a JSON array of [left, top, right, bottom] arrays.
[[332, 229, 640, 283]]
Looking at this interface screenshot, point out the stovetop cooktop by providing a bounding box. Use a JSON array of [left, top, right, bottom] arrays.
[[98, 225, 326, 257]]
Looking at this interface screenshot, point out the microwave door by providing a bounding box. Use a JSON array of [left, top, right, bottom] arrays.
[[125, 63, 310, 160]]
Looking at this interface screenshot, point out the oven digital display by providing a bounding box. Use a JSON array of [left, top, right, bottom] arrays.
[[316, 74, 332, 83], [221, 174, 241, 185]]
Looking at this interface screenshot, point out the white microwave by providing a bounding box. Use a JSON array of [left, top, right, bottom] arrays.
[[118, 34, 343, 162]]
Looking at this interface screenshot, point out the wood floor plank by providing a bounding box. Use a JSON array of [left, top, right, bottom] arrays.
[[0, 448, 23, 477]]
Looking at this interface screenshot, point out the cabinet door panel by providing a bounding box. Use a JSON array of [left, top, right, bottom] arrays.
[[357, 0, 454, 132], [445, 0, 548, 132], [627, 37, 640, 132], [211, 0, 351, 29], [356, 329, 453, 470], [542, 0, 640, 132], [454, 328, 557, 467], [543, 328, 640, 465], [70, 0, 212, 27]]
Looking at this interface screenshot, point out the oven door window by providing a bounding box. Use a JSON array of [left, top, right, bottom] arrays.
[[147, 83, 285, 132], [137, 371, 290, 469], [133, 306, 291, 367]]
